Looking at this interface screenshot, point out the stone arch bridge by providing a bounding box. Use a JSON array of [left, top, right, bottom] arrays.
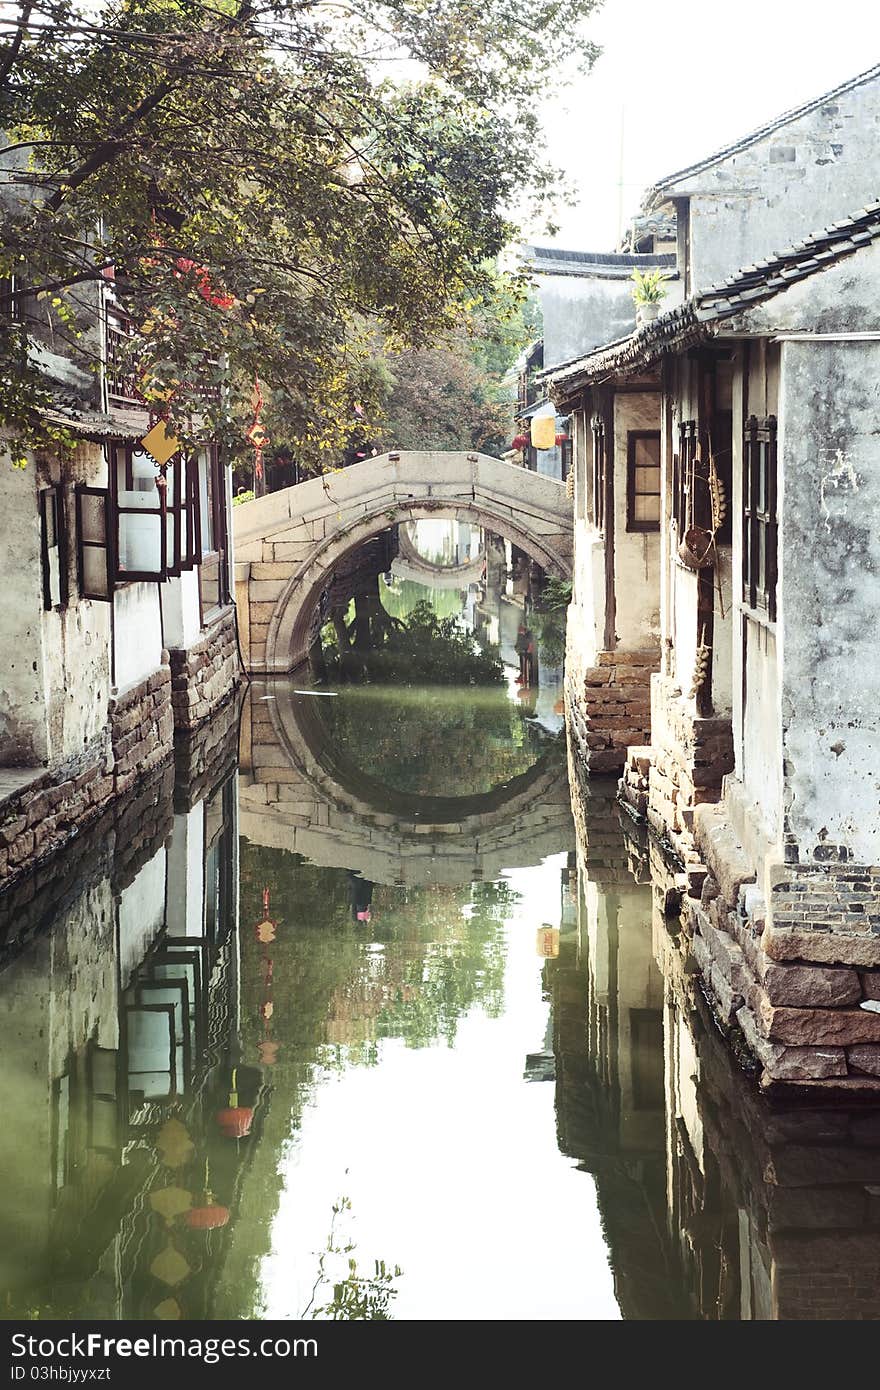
[[234, 451, 573, 672]]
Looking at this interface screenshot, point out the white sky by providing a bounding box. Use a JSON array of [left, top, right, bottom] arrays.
[[534, 0, 880, 251]]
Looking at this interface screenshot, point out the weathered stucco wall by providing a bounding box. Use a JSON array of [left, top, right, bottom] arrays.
[[778, 336, 880, 864], [678, 72, 880, 290], [0, 464, 47, 764], [612, 391, 661, 651]]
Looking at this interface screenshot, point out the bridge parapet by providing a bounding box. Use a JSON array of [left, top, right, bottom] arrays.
[[233, 451, 572, 672]]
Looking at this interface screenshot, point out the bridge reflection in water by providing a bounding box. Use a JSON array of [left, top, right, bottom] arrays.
[[1, 681, 880, 1319]]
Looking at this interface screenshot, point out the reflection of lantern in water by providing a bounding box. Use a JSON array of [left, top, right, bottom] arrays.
[[216, 1069, 254, 1138], [185, 1161, 230, 1229], [254, 885, 278, 943]]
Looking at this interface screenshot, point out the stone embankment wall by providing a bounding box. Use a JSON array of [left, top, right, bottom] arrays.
[[1, 621, 241, 889], [567, 649, 657, 776], [169, 610, 239, 731], [643, 674, 734, 856], [658, 900, 880, 1320], [679, 803, 880, 1092]]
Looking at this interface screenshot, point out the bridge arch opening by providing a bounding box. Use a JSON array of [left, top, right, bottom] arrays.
[[273, 499, 570, 674]]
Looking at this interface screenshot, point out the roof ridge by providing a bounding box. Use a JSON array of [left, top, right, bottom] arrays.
[[645, 62, 880, 203], [546, 201, 880, 393]]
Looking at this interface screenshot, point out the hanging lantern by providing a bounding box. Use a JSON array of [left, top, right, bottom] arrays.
[[511, 433, 529, 451], [555, 433, 569, 447], [530, 405, 556, 451]]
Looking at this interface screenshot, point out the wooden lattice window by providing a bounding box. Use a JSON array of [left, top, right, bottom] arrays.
[[743, 415, 778, 618], [626, 431, 661, 532]]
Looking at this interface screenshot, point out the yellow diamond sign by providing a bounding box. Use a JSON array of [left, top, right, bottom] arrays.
[[142, 419, 180, 466]]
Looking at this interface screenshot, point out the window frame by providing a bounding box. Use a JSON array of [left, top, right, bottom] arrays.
[[742, 414, 778, 620], [625, 430, 661, 533], [40, 484, 69, 610], [110, 441, 169, 583], [75, 484, 114, 602]]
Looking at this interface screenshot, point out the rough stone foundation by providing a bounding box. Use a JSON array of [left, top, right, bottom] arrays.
[[646, 673, 734, 859], [657, 905, 880, 1319], [567, 648, 657, 776], [680, 802, 880, 1093], [169, 607, 240, 731], [0, 663, 174, 890]]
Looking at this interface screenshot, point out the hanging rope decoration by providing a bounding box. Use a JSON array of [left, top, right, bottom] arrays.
[[245, 376, 270, 485]]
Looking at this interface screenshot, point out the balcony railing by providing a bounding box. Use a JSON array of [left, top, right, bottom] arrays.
[[105, 308, 145, 407]]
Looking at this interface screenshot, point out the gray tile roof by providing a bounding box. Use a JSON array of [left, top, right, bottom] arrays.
[[523, 244, 677, 279], [546, 202, 880, 394], [645, 63, 880, 206]]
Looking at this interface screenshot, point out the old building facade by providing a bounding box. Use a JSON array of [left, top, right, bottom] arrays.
[[0, 264, 240, 887], [553, 63, 880, 1089]]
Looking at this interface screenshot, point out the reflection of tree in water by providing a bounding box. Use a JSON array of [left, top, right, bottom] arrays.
[[329, 879, 519, 1053], [317, 681, 554, 798], [240, 849, 519, 1064]]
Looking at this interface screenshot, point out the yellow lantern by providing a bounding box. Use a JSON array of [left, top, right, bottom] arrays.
[[530, 407, 556, 451]]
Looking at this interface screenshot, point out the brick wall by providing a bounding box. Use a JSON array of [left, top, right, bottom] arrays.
[[646, 673, 734, 857], [169, 608, 240, 731], [0, 663, 174, 890], [567, 648, 657, 776]]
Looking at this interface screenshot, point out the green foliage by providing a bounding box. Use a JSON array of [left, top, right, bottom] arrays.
[[232, 488, 255, 506], [323, 597, 503, 686], [630, 268, 670, 306], [531, 577, 571, 669], [0, 0, 600, 464]]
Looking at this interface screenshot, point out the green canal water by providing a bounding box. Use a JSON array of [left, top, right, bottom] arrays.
[[2, 671, 880, 1320]]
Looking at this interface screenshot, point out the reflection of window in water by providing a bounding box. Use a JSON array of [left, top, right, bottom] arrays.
[[630, 1009, 664, 1110]]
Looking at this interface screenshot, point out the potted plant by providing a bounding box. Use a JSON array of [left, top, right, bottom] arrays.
[[631, 268, 669, 324]]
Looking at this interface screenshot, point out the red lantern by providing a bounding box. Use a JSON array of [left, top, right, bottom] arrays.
[[185, 1200, 230, 1230], [555, 433, 569, 446], [511, 434, 529, 450]]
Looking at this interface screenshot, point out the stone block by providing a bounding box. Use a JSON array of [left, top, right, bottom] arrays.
[[759, 959, 861, 1008], [756, 995, 880, 1046], [847, 1045, 880, 1077], [860, 972, 880, 1001], [763, 923, 880, 969], [693, 803, 756, 907], [736, 1006, 848, 1081]]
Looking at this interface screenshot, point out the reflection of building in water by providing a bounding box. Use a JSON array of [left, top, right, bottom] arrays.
[[658, 893, 880, 1321], [555, 767, 682, 1318], [0, 704, 249, 1320], [568, 754, 880, 1319]]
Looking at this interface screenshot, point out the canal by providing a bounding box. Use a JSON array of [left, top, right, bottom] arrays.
[[2, 572, 880, 1321]]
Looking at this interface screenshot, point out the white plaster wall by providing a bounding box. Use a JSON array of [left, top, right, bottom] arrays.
[[778, 338, 880, 861], [113, 581, 163, 692], [612, 392, 661, 650], [678, 75, 880, 290], [118, 849, 167, 986], [165, 806, 206, 937], [0, 460, 47, 763], [162, 570, 202, 651], [570, 519, 604, 664]]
